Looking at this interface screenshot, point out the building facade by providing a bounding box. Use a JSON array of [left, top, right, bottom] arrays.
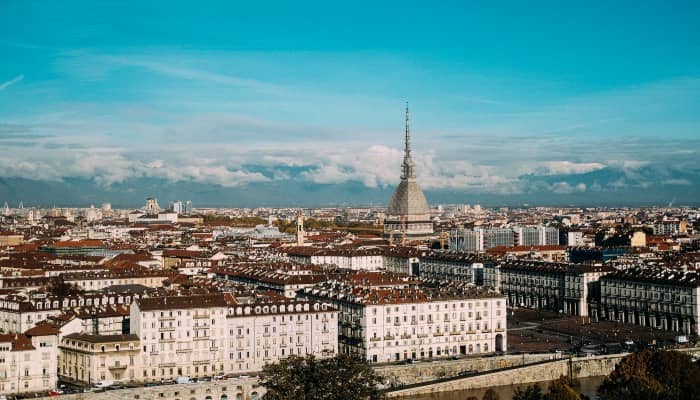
[[301, 283, 506, 363], [0, 326, 59, 396], [485, 261, 612, 317], [129, 294, 338, 382], [58, 333, 140, 385], [595, 268, 699, 334]]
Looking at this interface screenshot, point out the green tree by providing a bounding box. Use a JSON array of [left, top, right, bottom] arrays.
[[261, 354, 383, 400], [544, 377, 580, 400], [598, 350, 700, 400], [513, 383, 543, 400]]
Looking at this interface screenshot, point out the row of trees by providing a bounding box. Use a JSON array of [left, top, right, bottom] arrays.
[[260, 350, 700, 400], [275, 218, 382, 235]]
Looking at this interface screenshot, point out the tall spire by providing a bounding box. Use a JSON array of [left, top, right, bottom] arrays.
[[401, 103, 415, 180], [405, 102, 411, 157]]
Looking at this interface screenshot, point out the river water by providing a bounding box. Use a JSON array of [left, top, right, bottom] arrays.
[[403, 376, 605, 400]]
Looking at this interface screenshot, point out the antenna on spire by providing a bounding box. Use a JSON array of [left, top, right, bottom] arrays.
[[401, 103, 415, 180], [405, 102, 410, 156]]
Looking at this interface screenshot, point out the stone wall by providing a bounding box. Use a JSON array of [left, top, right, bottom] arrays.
[[375, 353, 555, 386], [385, 355, 623, 398], [35, 378, 265, 400], [386, 348, 700, 398]]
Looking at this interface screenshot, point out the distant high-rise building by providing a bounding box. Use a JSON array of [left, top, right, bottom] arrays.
[[2, 202, 9, 217], [185, 200, 193, 214], [383, 105, 434, 242], [482, 228, 515, 249], [539, 226, 560, 245], [515, 227, 540, 246], [451, 225, 559, 252], [567, 231, 585, 246], [171, 201, 184, 214]]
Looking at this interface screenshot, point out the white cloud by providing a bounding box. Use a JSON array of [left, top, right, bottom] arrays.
[[662, 179, 691, 185], [0, 74, 23, 91], [532, 161, 606, 176], [551, 182, 587, 194]]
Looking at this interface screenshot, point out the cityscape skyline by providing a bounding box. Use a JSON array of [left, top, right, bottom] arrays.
[[1, 1, 699, 206]]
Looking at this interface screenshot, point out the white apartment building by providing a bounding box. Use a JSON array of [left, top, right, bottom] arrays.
[[302, 283, 507, 363], [62, 270, 172, 291], [58, 333, 140, 386], [284, 247, 385, 271], [0, 293, 136, 334], [567, 231, 585, 247], [382, 247, 424, 276], [0, 325, 59, 396], [130, 293, 338, 382]]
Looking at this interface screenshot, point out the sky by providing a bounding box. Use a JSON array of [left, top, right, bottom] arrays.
[[1, 1, 699, 207]]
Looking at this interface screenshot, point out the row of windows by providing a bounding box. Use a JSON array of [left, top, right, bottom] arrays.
[[377, 301, 500, 314]]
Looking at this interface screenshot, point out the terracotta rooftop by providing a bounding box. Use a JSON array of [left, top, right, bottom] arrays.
[[62, 333, 140, 343], [136, 294, 228, 311]]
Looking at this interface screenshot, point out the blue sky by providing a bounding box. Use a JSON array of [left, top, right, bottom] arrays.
[[0, 1, 699, 205]]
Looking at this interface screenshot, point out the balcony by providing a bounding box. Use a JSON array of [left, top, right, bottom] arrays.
[[400, 334, 411, 340], [108, 364, 127, 370], [176, 348, 192, 354], [158, 362, 176, 368], [369, 337, 381, 342], [193, 313, 210, 319], [433, 332, 443, 337], [383, 335, 395, 340], [417, 334, 428, 338]]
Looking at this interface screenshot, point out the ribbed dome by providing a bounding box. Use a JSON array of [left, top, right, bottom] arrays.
[[388, 179, 430, 216]]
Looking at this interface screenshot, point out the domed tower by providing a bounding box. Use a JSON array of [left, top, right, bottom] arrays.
[[383, 105, 434, 242]]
